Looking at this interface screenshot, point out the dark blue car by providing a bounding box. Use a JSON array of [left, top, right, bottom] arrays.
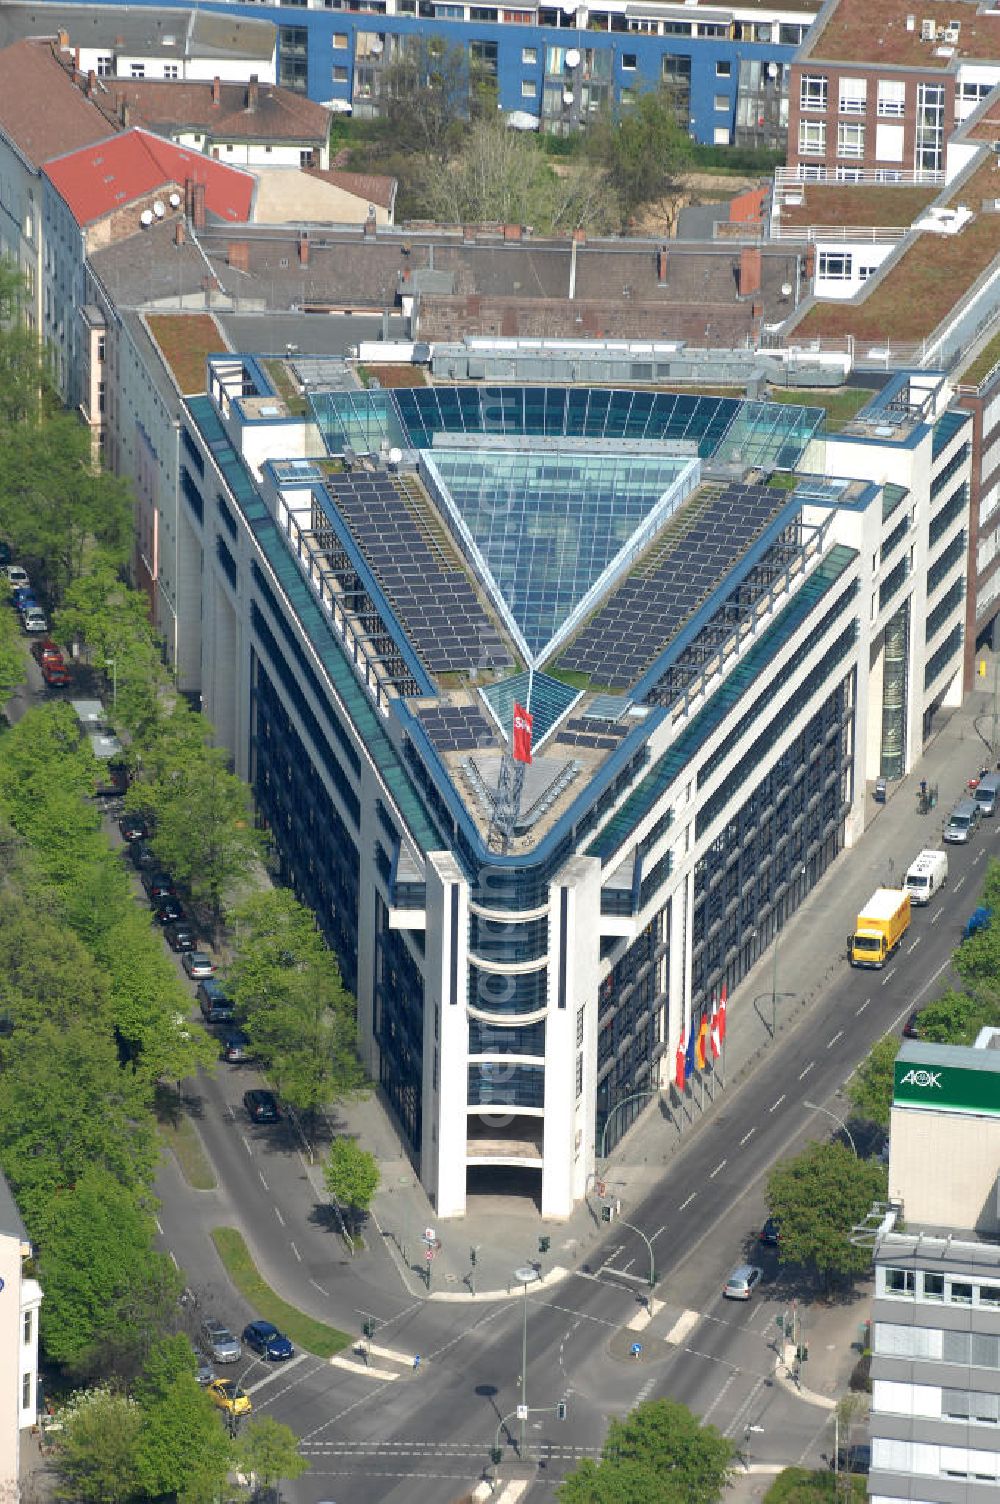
[[242, 1320, 294, 1361]]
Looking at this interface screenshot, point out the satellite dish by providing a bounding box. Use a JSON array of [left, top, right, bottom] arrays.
[[370, 36, 383, 52], [563, 89, 574, 104], [562, 0, 576, 12], [153, 200, 165, 218], [780, 282, 792, 297], [168, 191, 182, 208], [388, 446, 403, 466], [767, 60, 779, 77], [140, 208, 154, 227], [565, 47, 581, 67]]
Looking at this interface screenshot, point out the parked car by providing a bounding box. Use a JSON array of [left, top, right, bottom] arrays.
[[831, 1444, 871, 1475], [153, 896, 186, 926], [964, 906, 993, 941], [32, 638, 65, 668], [206, 1378, 251, 1418], [118, 812, 148, 843], [4, 565, 29, 588], [21, 607, 47, 634], [198, 978, 235, 1024], [11, 585, 36, 611], [902, 1010, 924, 1040], [142, 870, 176, 901], [199, 1319, 241, 1364], [723, 1264, 763, 1300], [0, 542, 12, 568], [41, 660, 71, 688], [221, 1029, 251, 1063], [182, 950, 215, 980], [129, 840, 157, 871], [759, 1217, 781, 1248], [243, 1089, 280, 1124], [241, 1320, 293, 1361], [194, 1352, 215, 1386], [165, 922, 197, 953]]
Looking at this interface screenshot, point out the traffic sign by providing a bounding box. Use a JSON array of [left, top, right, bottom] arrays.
[[423, 1227, 436, 1243], [425, 1247, 435, 1261], [516, 1405, 529, 1420], [630, 1342, 643, 1359]]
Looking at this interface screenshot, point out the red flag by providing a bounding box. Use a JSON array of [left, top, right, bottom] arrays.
[[709, 1005, 721, 1061], [512, 703, 533, 764], [674, 1034, 686, 1090], [718, 984, 727, 1044], [696, 1014, 708, 1070]]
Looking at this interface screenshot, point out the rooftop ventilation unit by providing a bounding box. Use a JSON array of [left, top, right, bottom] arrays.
[[921, 18, 936, 38], [168, 191, 182, 208], [139, 208, 154, 227], [153, 200, 165, 218]]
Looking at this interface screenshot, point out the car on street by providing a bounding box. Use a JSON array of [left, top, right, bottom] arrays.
[[41, 660, 71, 688], [182, 949, 214, 978], [198, 978, 235, 1024], [142, 870, 176, 901], [33, 638, 65, 668], [129, 840, 157, 871], [11, 586, 36, 611], [759, 1217, 781, 1248], [199, 1319, 241, 1363], [153, 896, 187, 926], [243, 1089, 280, 1124], [165, 922, 197, 953], [4, 565, 29, 588], [242, 1320, 294, 1361], [723, 1264, 763, 1300], [831, 1444, 871, 1475], [221, 1029, 251, 1063], [902, 1010, 924, 1040], [194, 1352, 215, 1386], [206, 1378, 251, 1418], [21, 607, 47, 634], [118, 812, 148, 843]]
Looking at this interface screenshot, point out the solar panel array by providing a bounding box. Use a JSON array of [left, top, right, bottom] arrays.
[[558, 483, 785, 691], [554, 716, 630, 753], [418, 703, 497, 754], [323, 472, 510, 677]]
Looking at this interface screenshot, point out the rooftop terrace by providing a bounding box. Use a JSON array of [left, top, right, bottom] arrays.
[[804, 0, 1000, 65], [146, 312, 228, 395], [777, 183, 938, 231]]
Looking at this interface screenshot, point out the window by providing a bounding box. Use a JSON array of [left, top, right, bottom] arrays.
[[981, 1285, 1000, 1306], [839, 77, 867, 113], [96, 54, 113, 77], [713, 126, 731, 143], [521, 78, 537, 97], [333, 31, 349, 45], [622, 52, 636, 69], [884, 1267, 916, 1295], [818, 251, 853, 279], [522, 45, 537, 63], [22, 1374, 30, 1411], [470, 39, 498, 76], [952, 1281, 974, 1305], [837, 121, 865, 158], [23, 1310, 31, 1344], [876, 122, 904, 161], [716, 60, 731, 77], [916, 81, 945, 171], [923, 1271, 945, 1300], [575, 1052, 583, 1098], [798, 119, 826, 156], [714, 93, 729, 110], [130, 63, 145, 78], [333, 64, 348, 81], [800, 73, 828, 111], [163, 64, 179, 79], [576, 1006, 585, 1047], [96, 334, 106, 362], [878, 78, 906, 116]]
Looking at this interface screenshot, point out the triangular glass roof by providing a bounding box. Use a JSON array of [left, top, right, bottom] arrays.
[[480, 671, 581, 749], [424, 447, 697, 665]]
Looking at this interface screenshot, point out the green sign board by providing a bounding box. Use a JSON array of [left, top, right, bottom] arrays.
[[893, 1059, 1000, 1115]]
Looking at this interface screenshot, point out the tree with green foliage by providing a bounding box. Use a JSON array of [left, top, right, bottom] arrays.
[[762, 1467, 865, 1504], [379, 37, 495, 162], [587, 86, 693, 228], [767, 1142, 887, 1290], [54, 1387, 144, 1504], [226, 889, 364, 1117], [239, 1416, 309, 1499], [134, 1335, 233, 1504], [36, 1167, 179, 1375], [558, 1398, 736, 1504], [916, 987, 997, 1045], [0, 577, 25, 706], [56, 553, 166, 738], [324, 1138, 380, 1230], [847, 1036, 898, 1128]]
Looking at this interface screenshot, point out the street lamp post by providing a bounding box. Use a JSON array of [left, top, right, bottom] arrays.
[[598, 1088, 657, 1162], [804, 1098, 858, 1158], [513, 1263, 539, 1457]]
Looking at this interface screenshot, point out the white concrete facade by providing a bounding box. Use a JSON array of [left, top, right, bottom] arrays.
[[0, 1176, 41, 1499]]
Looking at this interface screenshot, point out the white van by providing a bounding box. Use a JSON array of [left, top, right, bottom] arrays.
[[945, 798, 981, 844], [904, 848, 948, 906], [975, 772, 1000, 817]]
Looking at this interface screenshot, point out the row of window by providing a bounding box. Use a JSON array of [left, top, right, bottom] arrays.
[[800, 74, 905, 116], [816, 251, 879, 283], [882, 1266, 1000, 1306], [877, 1320, 1000, 1367]]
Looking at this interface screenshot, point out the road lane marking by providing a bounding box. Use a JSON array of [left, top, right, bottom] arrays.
[[709, 1159, 727, 1179], [679, 1193, 697, 1211], [650, 1225, 667, 1243], [155, 1217, 163, 1234], [827, 1030, 843, 1048], [906, 936, 921, 953], [855, 999, 870, 1014], [622, 1257, 635, 1273], [258, 1170, 269, 1189], [740, 1128, 755, 1146], [955, 875, 966, 892], [890, 956, 953, 1029], [241, 1135, 253, 1156], [974, 849, 985, 864], [310, 1278, 330, 1297], [881, 970, 895, 986], [290, 1241, 302, 1262], [274, 1205, 285, 1227], [798, 1062, 814, 1080], [769, 1095, 785, 1112], [169, 1250, 179, 1267], [931, 909, 942, 923]]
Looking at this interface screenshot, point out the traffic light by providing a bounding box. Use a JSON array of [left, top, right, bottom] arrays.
[[601, 1202, 612, 1222], [362, 1320, 374, 1339], [490, 1448, 503, 1466], [556, 1400, 568, 1421], [796, 1344, 809, 1362], [538, 1235, 551, 1255], [469, 1247, 477, 1266]]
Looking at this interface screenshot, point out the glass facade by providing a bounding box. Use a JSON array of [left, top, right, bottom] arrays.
[[374, 892, 424, 1154], [596, 911, 667, 1155]]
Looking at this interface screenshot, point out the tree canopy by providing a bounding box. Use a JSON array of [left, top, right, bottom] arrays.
[[324, 1138, 380, 1223], [559, 1399, 735, 1504], [767, 1142, 887, 1288], [846, 1036, 898, 1129]]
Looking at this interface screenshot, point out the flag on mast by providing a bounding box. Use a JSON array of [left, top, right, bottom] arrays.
[[709, 999, 722, 1061], [684, 1024, 696, 1081], [696, 1013, 709, 1070], [675, 1034, 686, 1090], [718, 983, 728, 1044], [512, 703, 533, 764]]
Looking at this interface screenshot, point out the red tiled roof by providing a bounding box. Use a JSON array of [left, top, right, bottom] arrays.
[[0, 39, 114, 166], [44, 127, 254, 227], [305, 167, 397, 212], [105, 78, 330, 144]]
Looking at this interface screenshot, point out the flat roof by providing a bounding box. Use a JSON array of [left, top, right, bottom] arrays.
[[804, 0, 1000, 65], [897, 1038, 1000, 1073]]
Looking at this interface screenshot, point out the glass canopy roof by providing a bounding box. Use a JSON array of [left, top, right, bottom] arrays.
[[480, 670, 581, 749], [425, 447, 696, 663]]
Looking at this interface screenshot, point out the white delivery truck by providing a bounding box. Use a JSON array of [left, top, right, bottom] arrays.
[[904, 848, 948, 906]]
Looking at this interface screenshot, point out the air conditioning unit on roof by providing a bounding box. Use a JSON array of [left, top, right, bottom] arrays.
[[921, 18, 936, 39]]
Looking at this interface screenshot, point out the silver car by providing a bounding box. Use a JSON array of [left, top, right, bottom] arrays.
[[200, 1318, 242, 1363], [723, 1264, 763, 1300]]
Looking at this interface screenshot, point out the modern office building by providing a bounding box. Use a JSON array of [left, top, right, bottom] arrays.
[[167, 357, 968, 1217], [44, 0, 817, 145], [871, 1039, 1000, 1501]]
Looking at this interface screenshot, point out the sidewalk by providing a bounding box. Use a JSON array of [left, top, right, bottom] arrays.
[[323, 670, 997, 1301]]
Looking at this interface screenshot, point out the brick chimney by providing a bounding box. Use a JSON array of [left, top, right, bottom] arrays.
[[86, 69, 96, 98], [738, 246, 762, 297], [363, 212, 376, 238], [191, 180, 206, 231], [656, 246, 668, 284], [57, 27, 69, 48], [503, 223, 522, 241], [247, 74, 258, 113], [120, 99, 130, 127], [174, 220, 185, 248], [211, 75, 221, 107], [227, 242, 249, 271], [298, 229, 309, 266]]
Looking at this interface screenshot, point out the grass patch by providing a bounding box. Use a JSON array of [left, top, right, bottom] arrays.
[[157, 1106, 216, 1191], [958, 329, 1000, 388], [763, 1467, 865, 1504], [146, 314, 226, 397], [767, 385, 871, 431], [261, 359, 309, 416], [211, 1227, 351, 1358]]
